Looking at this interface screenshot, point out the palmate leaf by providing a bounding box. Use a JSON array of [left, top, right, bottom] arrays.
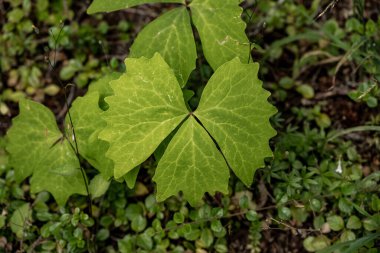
[[190, 0, 251, 70], [101, 54, 276, 205], [99, 53, 189, 179], [6, 100, 86, 205], [130, 7, 196, 87], [87, 0, 184, 14], [153, 117, 229, 206], [194, 58, 277, 186]]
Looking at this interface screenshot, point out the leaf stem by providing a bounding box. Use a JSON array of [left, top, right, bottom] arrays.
[[327, 125, 380, 142]]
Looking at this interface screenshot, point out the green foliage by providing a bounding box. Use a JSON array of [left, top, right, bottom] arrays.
[[88, 0, 250, 75], [194, 58, 276, 185], [87, 0, 185, 14], [6, 100, 86, 205], [99, 54, 189, 178], [0, 0, 124, 116], [268, 123, 380, 252], [190, 0, 251, 69], [349, 81, 379, 108], [100, 54, 275, 205], [5, 0, 275, 207], [10, 203, 32, 238], [129, 7, 196, 87], [2, 0, 380, 252], [154, 116, 230, 206], [67, 90, 113, 178]]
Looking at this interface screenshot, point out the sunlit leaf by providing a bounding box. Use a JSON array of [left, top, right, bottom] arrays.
[[195, 58, 276, 186], [153, 117, 229, 206], [190, 0, 251, 70], [7, 100, 86, 205], [130, 7, 196, 87]]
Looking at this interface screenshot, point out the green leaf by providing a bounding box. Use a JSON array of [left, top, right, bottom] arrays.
[[173, 212, 185, 224], [211, 220, 224, 233], [30, 139, 87, 205], [10, 203, 32, 238], [303, 235, 330, 252], [338, 198, 353, 214], [6, 100, 86, 205], [278, 206, 291, 220], [296, 84, 315, 99], [6, 99, 62, 182], [190, 0, 250, 70], [96, 228, 110, 241], [99, 54, 189, 178], [59, 59, 83, 80], [327, 215, 344, 231], [131, 215, 147, 232], [125, 204, 143, 220], [118, 235, 134, 253], [194, 58, 276, 186], [136, 232, 153, 250], [363, 214, 380, 231], [347, 215, 362, 230], [130, 7, 196, 87], [89, 174, 111, 199], [153, 117, 229, 206], [340, 230, 356, 242], [67, 91, 113, 178], [200, 228, 214, 248], [87, 0, 185, 14]]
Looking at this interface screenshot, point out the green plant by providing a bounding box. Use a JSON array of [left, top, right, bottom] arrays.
[[5, 0, 276, 207], [2, 1, 380, 252], [264, 122, 380, 252], [349, 81, 379, 108], [0, 0, 125, 117]]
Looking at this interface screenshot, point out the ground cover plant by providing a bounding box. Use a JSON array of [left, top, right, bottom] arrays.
[[0, 0, 379, 252]]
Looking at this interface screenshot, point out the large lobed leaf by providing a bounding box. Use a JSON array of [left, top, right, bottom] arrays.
[[153, 117, 229, 206], [87, 0, 184, 14], [6, 100, 87, 205], [130, 7, 196, 87], [194, 58, 277, 186], [6, 99, 62, 182], [99, 53, 189, 179], [190, 0, 251, 70]]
